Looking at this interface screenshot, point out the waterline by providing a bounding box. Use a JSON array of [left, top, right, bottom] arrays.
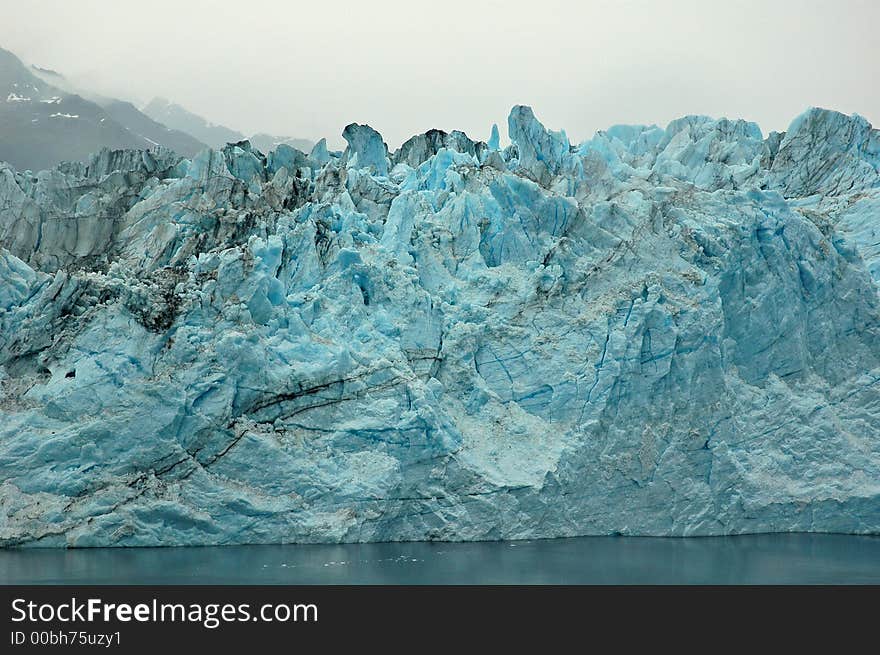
[[2, 533, 879, 585]]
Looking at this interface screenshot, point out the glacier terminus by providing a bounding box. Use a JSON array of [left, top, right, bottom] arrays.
[[1, 105, 879, 547]]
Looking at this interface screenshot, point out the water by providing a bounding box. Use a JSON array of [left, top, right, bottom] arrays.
[[1, 534, 879, 585]]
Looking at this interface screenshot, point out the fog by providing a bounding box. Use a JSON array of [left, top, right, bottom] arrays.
[[1, 0, 877, 149]]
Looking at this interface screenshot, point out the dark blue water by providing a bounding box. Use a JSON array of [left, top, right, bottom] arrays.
[[2, 534, 879, 584]]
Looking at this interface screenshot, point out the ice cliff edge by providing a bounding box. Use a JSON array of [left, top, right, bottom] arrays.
[[1, 106, 879, 546]]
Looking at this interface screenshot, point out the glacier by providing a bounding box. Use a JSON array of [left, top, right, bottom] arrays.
[[1, 106, 879, 547]]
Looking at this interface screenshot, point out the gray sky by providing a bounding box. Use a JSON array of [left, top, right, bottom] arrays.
[[1, 0, 877, 149]]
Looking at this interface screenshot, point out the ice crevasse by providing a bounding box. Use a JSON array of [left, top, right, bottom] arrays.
[[0, 105, 879, 546]]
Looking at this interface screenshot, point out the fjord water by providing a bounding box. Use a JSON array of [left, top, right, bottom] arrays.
[[2, 534, 879, 585]]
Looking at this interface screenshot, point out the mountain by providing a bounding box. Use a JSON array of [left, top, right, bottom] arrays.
[[99, 99, 205, 156], [0, 47, 206, 170], [0, 48, 144, 170], [248, 132, 315, 155], [1, 106, 879, 546], [29, 65, 67, 86], [143, 97, 315, 152], [143, 97, 245, 147], [28, 63, 113, 105]]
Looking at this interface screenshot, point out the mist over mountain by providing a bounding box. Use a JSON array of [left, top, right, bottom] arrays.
[[1, 47, 315, 171], [144, 97, 315, 153], [142, 97, 245, 148], [0, 47, 208, 170], [248, 133, 315, 155], [99, 99, 205, 156], [0, 47, 144, 170]]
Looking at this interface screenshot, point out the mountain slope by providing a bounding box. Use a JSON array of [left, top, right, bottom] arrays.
[[0, 48, 146, 170], [0, 48, 207, 170], [248, 132, 315, 154], [143, 97, 245, 147], [100, 100, 206, 156], [144, 97, 314, 152]]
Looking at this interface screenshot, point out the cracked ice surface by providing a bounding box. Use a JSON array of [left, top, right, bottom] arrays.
[[1, 106, 880, 546]]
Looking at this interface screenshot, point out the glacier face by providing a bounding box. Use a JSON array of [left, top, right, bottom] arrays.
[[1, 106, 879, 547]]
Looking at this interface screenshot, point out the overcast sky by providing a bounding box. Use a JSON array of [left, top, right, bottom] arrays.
[[1, 0, 877, 149]]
